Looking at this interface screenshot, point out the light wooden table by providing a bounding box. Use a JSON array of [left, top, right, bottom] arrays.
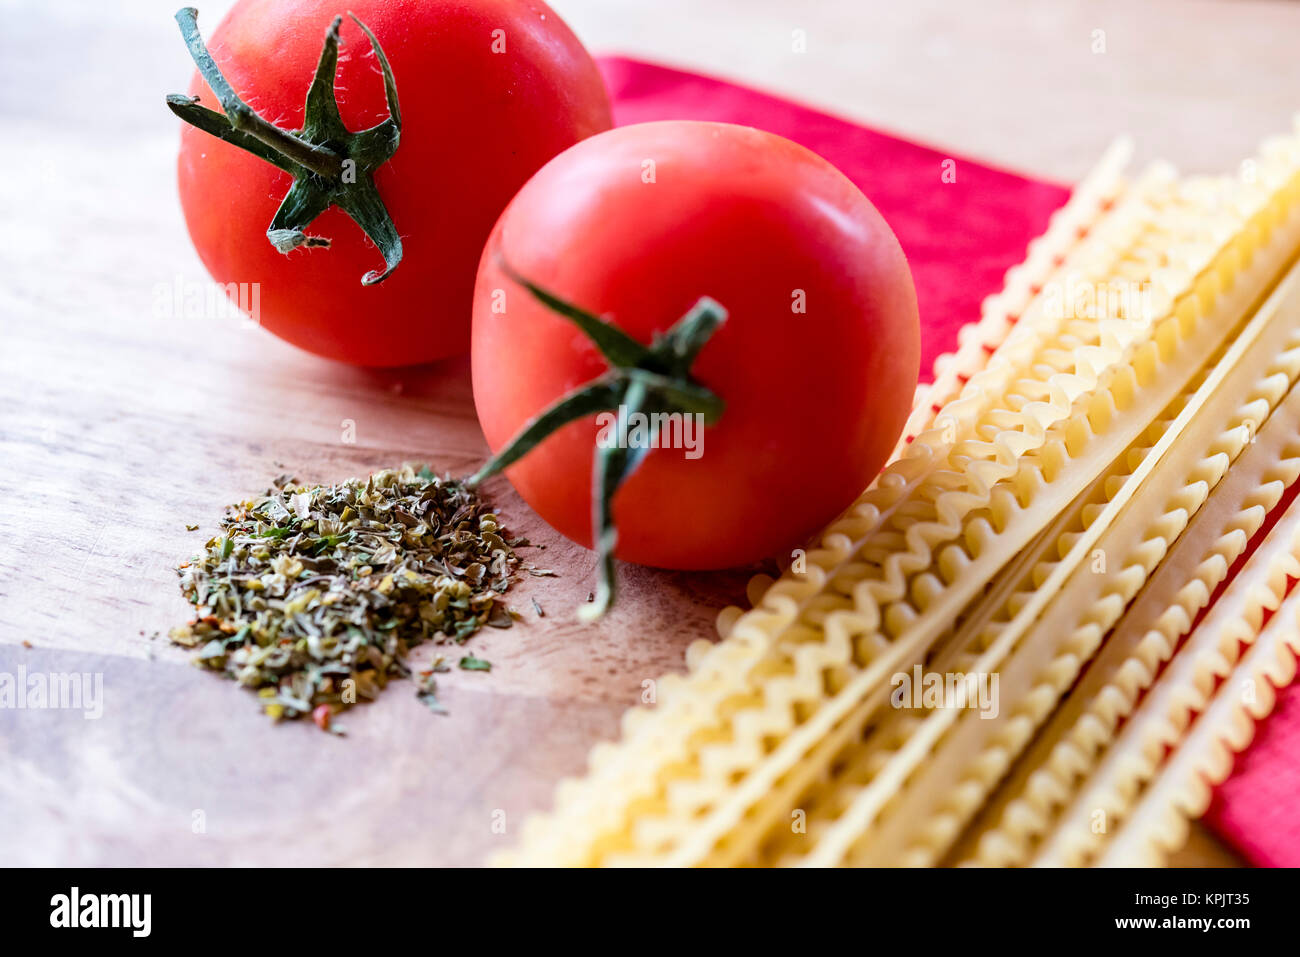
[[5, 0, 1292, 866]]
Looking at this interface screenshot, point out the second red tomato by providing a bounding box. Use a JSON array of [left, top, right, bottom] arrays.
[[472, 121, 921, 570]]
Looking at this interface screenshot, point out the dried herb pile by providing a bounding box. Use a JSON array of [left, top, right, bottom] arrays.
[[169, 465, 534, 731]]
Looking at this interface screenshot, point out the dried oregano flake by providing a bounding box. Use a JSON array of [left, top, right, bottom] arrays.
[[169, 464, 531, 731]]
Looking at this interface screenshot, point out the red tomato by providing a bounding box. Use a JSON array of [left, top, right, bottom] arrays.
[[176, 0, 611, 366], [472, 121, 920, 570]]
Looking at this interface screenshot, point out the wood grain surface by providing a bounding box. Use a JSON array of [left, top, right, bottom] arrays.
[[6, 0, 1295, 866]]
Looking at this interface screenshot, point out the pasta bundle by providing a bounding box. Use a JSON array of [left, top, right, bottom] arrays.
[[1033, 485, 1300, 867], [783, 257, 1300, 867], [959, 341, 1300, 866]]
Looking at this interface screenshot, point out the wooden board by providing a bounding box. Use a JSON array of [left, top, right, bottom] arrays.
[[7, 0, 1294, 866]]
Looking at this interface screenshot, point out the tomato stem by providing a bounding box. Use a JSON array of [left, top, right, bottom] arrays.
[[166, 8, 404, 284], [467, 258, 728, 620]]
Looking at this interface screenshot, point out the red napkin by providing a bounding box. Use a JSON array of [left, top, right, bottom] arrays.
[[598, 55, 1297, 867]]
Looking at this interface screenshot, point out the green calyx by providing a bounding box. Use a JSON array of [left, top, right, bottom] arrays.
[[467, 257, 729, 621], [165, 8, 403, 284]]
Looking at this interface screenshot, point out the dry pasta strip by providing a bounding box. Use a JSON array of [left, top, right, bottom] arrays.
[[499, 129, 1300, 868], [951, 380, 1300, 866], [1029, 487, 1300, 866], [785, 258, 1300, 868]]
